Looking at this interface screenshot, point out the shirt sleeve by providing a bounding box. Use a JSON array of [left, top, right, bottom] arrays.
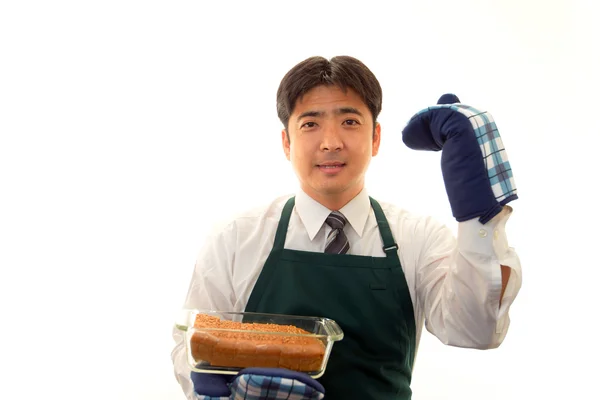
[[415, 206, 522, 349], [170, 220, 238, 400]]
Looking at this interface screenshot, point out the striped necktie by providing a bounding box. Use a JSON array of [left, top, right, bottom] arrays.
[[325, 211, 350, 254]]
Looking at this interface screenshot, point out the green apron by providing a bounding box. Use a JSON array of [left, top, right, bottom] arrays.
[[245, 196, 417, 399]]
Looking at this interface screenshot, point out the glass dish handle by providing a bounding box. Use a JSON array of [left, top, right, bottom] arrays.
[[174, 308, 199, 331], [323, 318, 344, 341]]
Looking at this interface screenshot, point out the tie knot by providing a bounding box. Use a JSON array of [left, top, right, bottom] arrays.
[[326, 211, 347, 230]]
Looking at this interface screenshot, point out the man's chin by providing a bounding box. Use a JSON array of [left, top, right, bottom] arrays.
[[315, 183, 351, 196]]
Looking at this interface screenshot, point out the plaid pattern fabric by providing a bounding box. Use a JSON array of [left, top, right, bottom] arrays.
[[415, 104, 517, 203], [194, 372, 325, 400], [230, 373, 325, 400]]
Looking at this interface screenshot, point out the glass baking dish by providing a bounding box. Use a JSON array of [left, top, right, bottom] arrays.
[[175, 309, 344, 379]]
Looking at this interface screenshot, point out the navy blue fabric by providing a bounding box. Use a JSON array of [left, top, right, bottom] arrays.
[[437, 93, 461, 104], [191, 370, 235, 397], [192, 368, 324, 399], [402, 94, 517, 223]]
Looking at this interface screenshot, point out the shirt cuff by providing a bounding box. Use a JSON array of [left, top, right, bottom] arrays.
[[456, 205, 513, 260], [457, 205, 518, 304], [457, 206, 522, 334]]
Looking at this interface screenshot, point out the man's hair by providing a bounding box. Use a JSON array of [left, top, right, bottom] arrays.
[[276, 56, 383, 135]]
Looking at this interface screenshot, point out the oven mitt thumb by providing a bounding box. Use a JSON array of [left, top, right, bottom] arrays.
[[192, 367, 325, 400], [401, 93, 518, 224]]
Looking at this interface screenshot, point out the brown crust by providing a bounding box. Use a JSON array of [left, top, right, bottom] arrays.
[[190, 314, 326, 371]]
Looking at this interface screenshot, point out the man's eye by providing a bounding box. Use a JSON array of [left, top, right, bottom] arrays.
[[343, 119, 359, 126], [301, 122, 317, 128]]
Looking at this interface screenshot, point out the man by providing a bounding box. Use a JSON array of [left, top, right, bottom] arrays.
[[171, 55, 522, 399]]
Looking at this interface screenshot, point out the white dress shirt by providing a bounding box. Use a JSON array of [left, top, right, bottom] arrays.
[[171, 187, 522, 399]]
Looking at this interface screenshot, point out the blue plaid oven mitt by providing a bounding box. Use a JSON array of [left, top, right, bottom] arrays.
[[402, 94, 518, 224], [192, 367, 325, 400]]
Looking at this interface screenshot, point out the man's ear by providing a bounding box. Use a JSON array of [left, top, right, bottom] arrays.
[[372, 122, 381, 157], [282, 129, 291, 161]]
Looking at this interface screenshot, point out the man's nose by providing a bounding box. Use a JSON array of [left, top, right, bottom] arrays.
[[320, 125, 343, 151]]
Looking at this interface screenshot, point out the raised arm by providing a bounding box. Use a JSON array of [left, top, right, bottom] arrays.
[[402, 94, 522, 348]]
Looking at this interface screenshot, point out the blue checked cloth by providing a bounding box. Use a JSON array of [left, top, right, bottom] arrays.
[[193, 368, 325, 400], [402, 94, 518, 224]]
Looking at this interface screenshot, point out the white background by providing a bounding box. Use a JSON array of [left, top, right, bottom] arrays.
[[1, 0, 598, 399]]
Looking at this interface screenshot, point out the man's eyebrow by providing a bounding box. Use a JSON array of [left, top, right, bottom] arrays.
[[336, 107, 363, 117], [297, 111, 323, 121], [296, 107, 364, 121]]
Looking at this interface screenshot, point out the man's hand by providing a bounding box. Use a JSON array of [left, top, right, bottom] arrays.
[[402, 94, 518, 224]]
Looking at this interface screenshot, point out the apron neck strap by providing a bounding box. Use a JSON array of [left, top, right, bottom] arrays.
[[273, 196, 296, 250], [369, 197, 400, 256]]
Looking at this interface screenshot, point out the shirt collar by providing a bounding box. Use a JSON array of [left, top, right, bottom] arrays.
[[295, 187, 371, 241]]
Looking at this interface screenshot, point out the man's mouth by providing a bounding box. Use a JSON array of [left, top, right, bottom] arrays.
[[316, 162, 346, 173]]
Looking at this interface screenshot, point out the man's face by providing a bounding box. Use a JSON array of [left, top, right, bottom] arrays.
[[282, 84, 381, 206]]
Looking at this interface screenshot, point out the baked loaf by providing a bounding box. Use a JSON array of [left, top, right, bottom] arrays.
[[190, 314, 326, 372]]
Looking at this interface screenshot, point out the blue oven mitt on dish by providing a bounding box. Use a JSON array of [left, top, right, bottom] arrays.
[[402, 93, 518, 224], [192, 368, 325, 400]]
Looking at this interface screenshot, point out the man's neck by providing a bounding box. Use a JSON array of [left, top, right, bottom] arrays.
[[301, 185, 364, 211]]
